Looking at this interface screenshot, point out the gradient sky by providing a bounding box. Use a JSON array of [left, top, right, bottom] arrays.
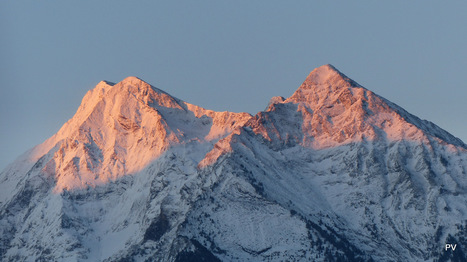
[[1, 1, 467, 170]]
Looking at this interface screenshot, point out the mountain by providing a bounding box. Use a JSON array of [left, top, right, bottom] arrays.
[[1, 65, 466, 261], [1, 77, 251, 194]]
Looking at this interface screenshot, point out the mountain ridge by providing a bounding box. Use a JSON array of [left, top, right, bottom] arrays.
[[200, 64, 466, 167], [1, 65, 466, 261], [2, 76, 251, 192]]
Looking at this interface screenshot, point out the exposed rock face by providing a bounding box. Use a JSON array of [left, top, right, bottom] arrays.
[[1, 66, 466, 261]]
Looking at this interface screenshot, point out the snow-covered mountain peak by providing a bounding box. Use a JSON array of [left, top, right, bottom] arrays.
[[281, 65, 464, 148], [287, 64, 362, 105], [117, 76, 155, 88], [303, 64, 347, 85], [1, 67, 467, 261], [13, 77, 251, 192], [121, 75, 144, 83], [113, 76, 184, 109], [96, 80, 115, 87], [201, 65, 466, 168]]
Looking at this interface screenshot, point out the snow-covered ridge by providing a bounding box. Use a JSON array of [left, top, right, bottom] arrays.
[[5, 76, 251, 192], [11, 66, 465, 191], [1, 65, 466, 261], [286, 64, 465, 147], [200, 64, 466, 168]]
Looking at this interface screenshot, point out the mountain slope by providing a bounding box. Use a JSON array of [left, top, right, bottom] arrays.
[[1, 66, 466, 261], [1, 76, 251, 194], [199, 64, 467, 261]]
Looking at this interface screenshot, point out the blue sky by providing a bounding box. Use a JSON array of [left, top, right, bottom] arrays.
[[1, 1, 467, 170]]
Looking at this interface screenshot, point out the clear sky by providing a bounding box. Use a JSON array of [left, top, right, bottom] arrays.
[[1, 1, 467, 170]]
